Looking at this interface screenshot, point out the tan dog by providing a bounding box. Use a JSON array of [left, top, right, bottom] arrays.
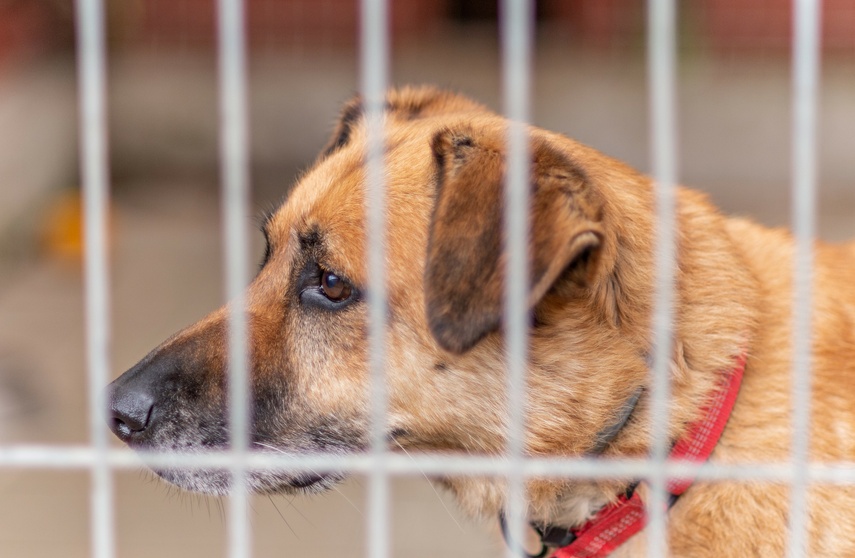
[[108, 86, 855, 556]]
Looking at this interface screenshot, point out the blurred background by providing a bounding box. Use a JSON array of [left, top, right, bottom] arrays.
[[0, 1, 853, 556]]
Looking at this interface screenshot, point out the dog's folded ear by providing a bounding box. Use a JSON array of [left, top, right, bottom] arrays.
[[425, 126, 606, 354], [322, 96, 364, 157]]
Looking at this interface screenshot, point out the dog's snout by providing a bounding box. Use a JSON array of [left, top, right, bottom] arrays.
[[109, 387, 155, 442]]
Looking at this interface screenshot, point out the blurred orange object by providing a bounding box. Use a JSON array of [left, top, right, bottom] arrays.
[[40, 188, 115, 263]]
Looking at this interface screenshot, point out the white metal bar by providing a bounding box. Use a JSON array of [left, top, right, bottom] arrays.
[[58, 3, 832, 557], [647, 0, 679, 556], [787, 1, 821, 556], [215, 0, 252, 555], [4, 445, 855, 484], [74, 0, 115, 556], [360, 1, 390, 557], [500, 0, 534, 556]]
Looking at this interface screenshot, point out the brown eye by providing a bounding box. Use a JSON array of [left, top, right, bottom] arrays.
[[321, 271, 352, 302]]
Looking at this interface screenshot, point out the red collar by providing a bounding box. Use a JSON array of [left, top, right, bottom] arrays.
[[541, 353, 747, 558]]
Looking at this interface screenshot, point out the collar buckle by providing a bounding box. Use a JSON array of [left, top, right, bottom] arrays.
[[537, 523, 577, 548], [498, 512, 551, 558]]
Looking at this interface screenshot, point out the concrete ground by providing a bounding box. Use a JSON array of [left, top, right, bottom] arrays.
[[0, 27, 853, 557]]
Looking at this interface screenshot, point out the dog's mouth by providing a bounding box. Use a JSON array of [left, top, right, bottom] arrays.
[[287, 473, 331, 490], [130, 426, 397, 496], [149, 465, 343, 496], [268, 471, 345, 495]]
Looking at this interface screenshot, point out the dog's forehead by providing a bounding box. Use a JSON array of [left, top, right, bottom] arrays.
[[266, 118, 444, 284]]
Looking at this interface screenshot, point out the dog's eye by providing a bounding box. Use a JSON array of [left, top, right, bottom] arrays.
[[321, 271, 352, 302], [298, 262, 359, 310]]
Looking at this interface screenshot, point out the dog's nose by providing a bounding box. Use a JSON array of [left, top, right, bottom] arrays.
[[108, 387, 155, 442], [107, 351, 175, 444]]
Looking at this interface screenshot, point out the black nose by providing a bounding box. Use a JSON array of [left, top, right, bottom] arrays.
[[107, 351, 174, 444], [108, 387, 155, 442]]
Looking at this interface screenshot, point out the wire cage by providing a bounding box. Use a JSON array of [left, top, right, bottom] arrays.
[[0, 0, 840, 557]]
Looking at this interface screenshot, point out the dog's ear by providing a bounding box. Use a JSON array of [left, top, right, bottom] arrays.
[[322, 96, 364, 157], [425, 127, 606, 354]]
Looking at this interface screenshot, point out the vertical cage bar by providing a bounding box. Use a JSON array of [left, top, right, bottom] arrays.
[[500, 0, 534, 556], [787, 0, 821, 556], [646, 0, 678, 556], [216, 0, 252, 556], [75, 0, 115, 556], [360, 1, 390, 557]]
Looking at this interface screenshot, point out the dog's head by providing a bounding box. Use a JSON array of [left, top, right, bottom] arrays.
[[108, 86, 750, 520]]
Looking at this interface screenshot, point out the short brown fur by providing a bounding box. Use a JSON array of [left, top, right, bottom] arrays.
[[109, 86, 855, 557]]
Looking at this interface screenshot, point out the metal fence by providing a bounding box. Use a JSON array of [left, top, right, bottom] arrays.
[[0, 0, 830, 557]]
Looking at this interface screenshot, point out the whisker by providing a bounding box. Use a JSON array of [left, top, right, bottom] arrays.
[[393, 440, 465, 533], [217, 498, 226, 523], [287, 495, 313, 522], [267, 491, 315, 529], [267, 495, 299, 539], [280, 494, 315, 528], [323, 479, 364, 518], [252, 441, 363, 517]]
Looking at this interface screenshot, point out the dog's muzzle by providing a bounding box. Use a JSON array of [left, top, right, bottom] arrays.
[[106, 341, 222, 450]]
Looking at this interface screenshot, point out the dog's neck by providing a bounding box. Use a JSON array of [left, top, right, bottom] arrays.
[[540, 386, 645, 527], [515, 353, 747, 557], [532, 387, 646, 530]]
